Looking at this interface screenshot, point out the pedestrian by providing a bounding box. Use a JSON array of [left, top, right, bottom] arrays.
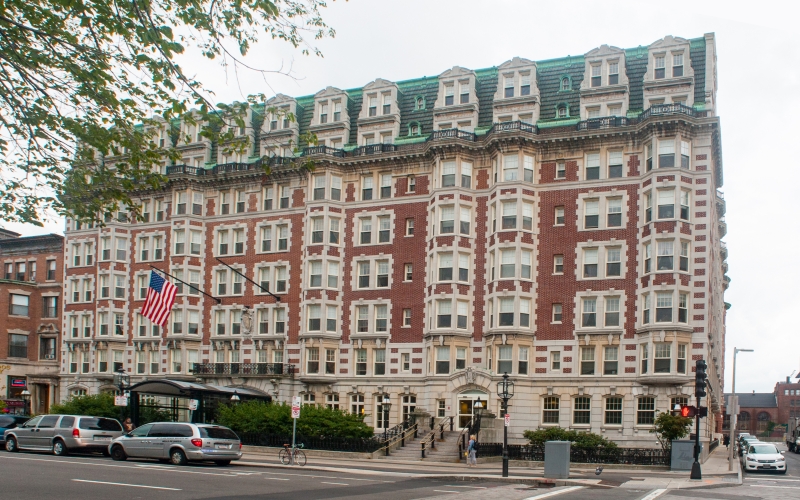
[[467, 434, 477, 467], [723, 434, 730, 448], [123, 417, 135, 433]]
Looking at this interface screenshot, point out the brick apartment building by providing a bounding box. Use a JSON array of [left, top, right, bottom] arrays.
[[723, 377, 800, 437], [0, 229, 63, 414], [60, 33, 728, 446]]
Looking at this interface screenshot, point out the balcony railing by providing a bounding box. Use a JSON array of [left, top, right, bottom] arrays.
[[487, 120, 537, 135], [191, 362, 294, 377], [638, 103, 700, 122], [430, 128, 477, 142], [301, 145, 345, 157], [351, 143, 397, 156], [576, 116, 630, 131], [212, 162, 255, 174], [166, 164, 206, 176]]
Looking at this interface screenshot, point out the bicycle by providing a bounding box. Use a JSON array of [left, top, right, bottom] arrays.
[[279, 442, 306, 466]]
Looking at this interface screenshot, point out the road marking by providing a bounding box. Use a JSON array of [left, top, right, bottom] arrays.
[[523, 486, 584, 500], [445, 485, 487, 488], [264, 477, 290, 481], [0, 455, 240, 477], [320, 481, 349, 485], [638, 489, 668, 500], [72, 479, 181, 491], [432, 490, 459, 493], [750, 485, 800, 489]]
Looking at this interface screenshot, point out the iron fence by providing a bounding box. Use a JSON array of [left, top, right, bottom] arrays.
[[576, 116, 630, 131], [431, 128, 477, 142], [191, 363, 294, 376], [476, 444, 671, 466], [239, 433, 383, 453]]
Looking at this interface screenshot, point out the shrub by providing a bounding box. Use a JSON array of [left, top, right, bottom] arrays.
[[650, 412, 692, 451], [523, 428, 618, 449], [49, 393, 170, 424], [217, 401, 374, 439]]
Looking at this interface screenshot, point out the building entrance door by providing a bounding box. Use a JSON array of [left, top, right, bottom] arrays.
[[457, 390, 488, 428]]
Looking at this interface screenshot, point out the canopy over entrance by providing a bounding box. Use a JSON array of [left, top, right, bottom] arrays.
[[127, 379, 270, 425]]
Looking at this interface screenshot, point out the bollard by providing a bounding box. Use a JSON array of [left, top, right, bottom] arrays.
[[449, 416, 454, 432], [401, 431, 405, 447], [430, 416, 434, 430], [421, 441, 425, 459], [431, 435, 436, 450]]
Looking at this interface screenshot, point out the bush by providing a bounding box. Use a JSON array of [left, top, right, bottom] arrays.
[[650, 412, 692, 451], [217, 401, 374, 439], [523, 428, 618, 449], [49, 393, 170, 424]]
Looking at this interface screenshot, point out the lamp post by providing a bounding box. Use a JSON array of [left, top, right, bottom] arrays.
[[113, 367, 130, 423], [20, 389, 31, 416], [231, 391, 240, 402], [382, 394, 392, 442], [497, 372, 515, 478], [473, 398, 484, 434], [728, 348, 754, 471]]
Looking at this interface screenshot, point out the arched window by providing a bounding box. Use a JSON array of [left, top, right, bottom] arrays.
[[556, 104, 569, 119], [560, 76, 572, 91], [737, 411, 751, 431], [408, 121, 421, 136], [757, 412, 771, 435], [414, 96, 426, 111]]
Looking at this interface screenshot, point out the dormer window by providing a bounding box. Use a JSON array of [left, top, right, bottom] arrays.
[[560, 77, 571, 91], [445, 85, 454, 106], [654, 55, 666, 79], [608, 62, 619, 85], [504, 76, 514, 98], [557, 105, 568, 119], [409, 122, 421, 136], [520, 75, 531, 96], [415, 96, 425, 110], [672, 53, 684, 77], [368, 96, 377, 117], [591, 65, 601, 87], [383, 95, 391, 115], [320, 103, 329, 123], [333, 102, 342, 121], [459, 82, 469, 104]]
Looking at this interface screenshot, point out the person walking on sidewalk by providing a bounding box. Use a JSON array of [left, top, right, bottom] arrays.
[[467, 434, 477, 467]]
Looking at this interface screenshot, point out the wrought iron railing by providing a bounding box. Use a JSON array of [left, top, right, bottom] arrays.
[[488, 120, 537, 135], [212, 162, 255, 174], [351, 143, 397, 156], [166, 164, 206, 176], [301, 145, 345, 157], [576, 116, 630, 131], [239, 433, 383, 453], [431, 128, 477, 142], [475, 443, 671, 466], [191, 362, 294, 376], [638, 103, 699, 122]]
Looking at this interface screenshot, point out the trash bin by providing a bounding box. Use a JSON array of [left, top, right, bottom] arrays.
[[544, 440, 570, 479]]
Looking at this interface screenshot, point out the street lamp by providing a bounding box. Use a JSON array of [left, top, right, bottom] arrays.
[[497, 372, 515, 478], [20, 389, 31, 416], [728, 348, 754, 471], [231, 391, 240, 402], [113, 367, 130, 423], [382, 394, 392, 443]]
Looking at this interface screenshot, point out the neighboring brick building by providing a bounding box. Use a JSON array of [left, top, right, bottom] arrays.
[[722, 378, 800, 437], [0, 231, 63, 414], [60, 33, 727, 446]]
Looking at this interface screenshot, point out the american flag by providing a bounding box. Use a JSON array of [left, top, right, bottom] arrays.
[[141, 271, 177, 326]]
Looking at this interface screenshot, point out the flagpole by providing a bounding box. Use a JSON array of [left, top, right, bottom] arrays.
[[215, 257, 281, 302], [148, 265, 221, 304]]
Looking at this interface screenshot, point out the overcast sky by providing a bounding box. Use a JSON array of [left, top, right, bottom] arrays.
[[6, 0, 799, 393]]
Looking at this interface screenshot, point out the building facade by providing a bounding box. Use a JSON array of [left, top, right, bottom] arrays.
[[61, 33, 727, 446], [1, 231, 64, 415], [722, 377, 800, 437]]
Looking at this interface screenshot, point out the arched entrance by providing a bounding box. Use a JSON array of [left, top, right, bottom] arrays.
[[457, 389, 489, 428]]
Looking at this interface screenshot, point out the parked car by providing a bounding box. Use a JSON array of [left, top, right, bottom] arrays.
[[741, 442, 787, 474], [109, 422, 242, 466], [0, 416, 30, 445], [3, 415, 123, 455]]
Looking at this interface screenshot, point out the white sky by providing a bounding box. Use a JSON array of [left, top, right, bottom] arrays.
[[6, 0, 799, 393]]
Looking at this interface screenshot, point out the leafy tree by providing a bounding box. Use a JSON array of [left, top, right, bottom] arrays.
[[49, 392, 170, 423], [761, 421, 776, 438], [217, 401, 374, 439], [523, 427, 618, 450], [0, 0, 337, 225], [650, 411, 692, 451]]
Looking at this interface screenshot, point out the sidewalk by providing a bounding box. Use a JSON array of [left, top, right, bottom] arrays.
[[234, 444, 741, 489]]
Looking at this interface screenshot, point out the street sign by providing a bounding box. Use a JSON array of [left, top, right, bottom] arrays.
[[114, 395, 128, 407], [726, 395, 738, 415], [188, 399, 199, 411], [504, 414, 510, 427], [291, 396, 301, 419]]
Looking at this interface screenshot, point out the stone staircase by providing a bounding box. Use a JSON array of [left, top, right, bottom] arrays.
[[378, 428, 463, 463]]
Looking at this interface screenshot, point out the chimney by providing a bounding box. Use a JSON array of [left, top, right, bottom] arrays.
[[789, 377, 792, 383]]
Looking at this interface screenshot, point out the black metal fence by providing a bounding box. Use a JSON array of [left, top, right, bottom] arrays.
[[476, 444, 671, 466], [191, 363, 294, 376], [239, 433, 383, 453]]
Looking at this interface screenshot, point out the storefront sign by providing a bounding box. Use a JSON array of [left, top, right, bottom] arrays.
[[10, 378, 26, 388]]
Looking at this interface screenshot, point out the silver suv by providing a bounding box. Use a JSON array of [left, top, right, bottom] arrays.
[[109, 422, 242, 466], [4, 415, 123, 455]]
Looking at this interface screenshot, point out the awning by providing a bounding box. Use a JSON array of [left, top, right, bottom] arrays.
[[127, 379, 271, 400]]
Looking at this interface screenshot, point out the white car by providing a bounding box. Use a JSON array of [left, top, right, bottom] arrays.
[[742, 442, 787, 474]]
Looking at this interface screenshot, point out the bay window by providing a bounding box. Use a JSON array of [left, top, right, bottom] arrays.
[[497, 345, 512, 374], [658, 139, 675, 168], [658, 189, 674, 218], [657, 241, 673, 270], [436, 346, 450, 374], [656, 292, 673, 322], [654, 343, 671, 373]]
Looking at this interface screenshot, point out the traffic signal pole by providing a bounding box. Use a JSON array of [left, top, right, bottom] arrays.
[[691, 393, 702, 480]]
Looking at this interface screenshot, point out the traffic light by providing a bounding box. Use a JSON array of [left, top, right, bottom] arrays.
[[681, 405, 698, 418], [695, 359, 708, 398], [698, 406, 708, 418]]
